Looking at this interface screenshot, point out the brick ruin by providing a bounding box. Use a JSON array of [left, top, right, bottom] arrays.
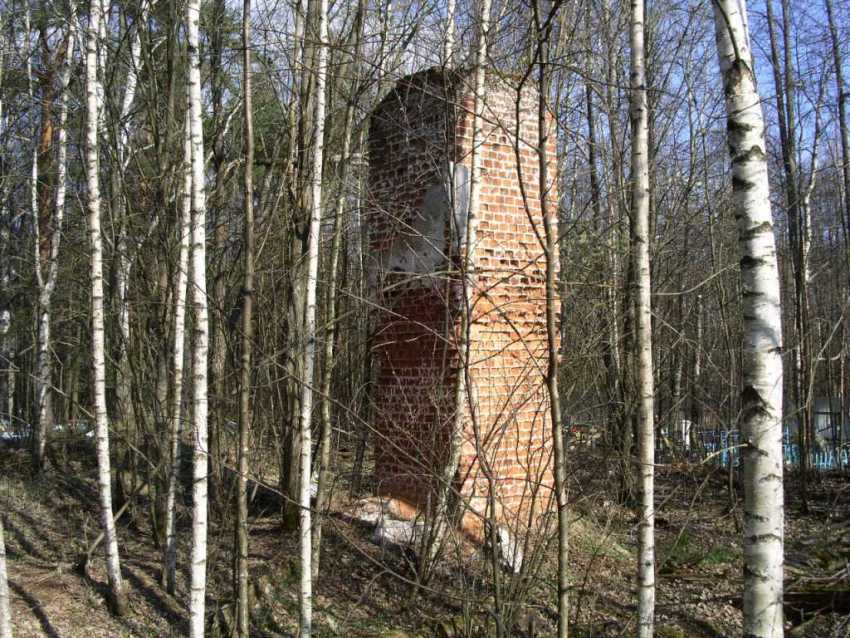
[[366, 67, 559, 534]]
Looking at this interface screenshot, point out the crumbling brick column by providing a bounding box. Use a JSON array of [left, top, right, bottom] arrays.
[[366, 67, 559, 533]]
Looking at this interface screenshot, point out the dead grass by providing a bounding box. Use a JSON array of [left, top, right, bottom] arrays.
[[1, 445, 848, 637]]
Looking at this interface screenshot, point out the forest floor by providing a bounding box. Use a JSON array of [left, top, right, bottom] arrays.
[[1, 442, 849, 637]]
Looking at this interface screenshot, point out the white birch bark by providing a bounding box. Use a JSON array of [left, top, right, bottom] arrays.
[[442, 0, 457, 66], [311, 0, 366, 580], [113, 3, 148, 421], [0, 30, 9, 427], [34, 19, 76, 469], [629, 0, 655, 633], [85, 0, 127, 615], [162, 117, 192, 595], [825, 0, 850, 239], [0, 516, 11, 638], [24, 1, 43, 460], [298, 0, 329, 633], [712, 2, 784, 635], [187, 0, 210, 629]]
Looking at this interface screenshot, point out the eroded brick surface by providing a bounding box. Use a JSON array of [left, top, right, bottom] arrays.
[[367, 68, 559, 532]]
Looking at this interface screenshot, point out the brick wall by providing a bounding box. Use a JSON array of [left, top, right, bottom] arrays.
[[367, 67, 559, 534]]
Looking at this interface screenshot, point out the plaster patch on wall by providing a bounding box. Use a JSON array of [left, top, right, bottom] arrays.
[[383, 163, 471, 275]]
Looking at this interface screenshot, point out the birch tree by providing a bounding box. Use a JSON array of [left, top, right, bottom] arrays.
[[443, 0, 457, 65], [235, 0, 254, 631], [85, 0, 127, 615], [161, 118, 192, 595], [711, 1, 784, 635], [629, 0, 655, 633], [112, 1, 148, 427], [311, 0, 366, 580], [825, 0, 850, 250], [298, 0, 329, 633], [33, 17, 76, 470], [0, 516, 10, 638], [186, 0, 211, 632]]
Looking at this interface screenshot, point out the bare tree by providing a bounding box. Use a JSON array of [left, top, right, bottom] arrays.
[[112, 1, 148, 429], [443, 0, 457, 65], [531, 2, 569, 636], [629, 0, 655, 632], [0, 516, 10, 638], [162, 117, 192, 595], [85, 0, 127, 615], [235, 0, 255, 631], [825, 0, 850, 247], [186, 0, 211, 631], [299, 0, 329, 633], [712, 0, 785, 635], [33, 16, 75, 470], [311, 0, 367, 580]]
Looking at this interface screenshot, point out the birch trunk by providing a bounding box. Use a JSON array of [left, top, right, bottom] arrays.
[[0, 516, 11, 638], [311, 0, 366, 581], [711, 1, 784, 635], [25, 1, 42, 466], [236, 0, 254, 631], [186, 0, 210, 632], [113, 3, 147, 428], [629, 0, 655, 632], [34, 22, 76, 470], [161, 118, 192, 595], [824, 0, 850, 252], [442, 0, 457, 65], [299, 0, 329, 633], [86, 0, 127, 615], [691, 294, 703, 428]]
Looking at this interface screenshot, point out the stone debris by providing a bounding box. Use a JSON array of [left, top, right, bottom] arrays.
[[372, 518, 426, 547], [485, 522, 524, 574]]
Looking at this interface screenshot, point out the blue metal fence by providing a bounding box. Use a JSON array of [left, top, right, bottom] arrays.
[[661, 427, 850, 470]]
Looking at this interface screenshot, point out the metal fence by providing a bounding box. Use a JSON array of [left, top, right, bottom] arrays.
[[657, 426, 850, 470]]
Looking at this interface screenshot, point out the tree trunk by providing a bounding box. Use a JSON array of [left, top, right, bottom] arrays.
[[766, 0, 811, 492], [281, 0, 309, 529], [186, 0, 211, 632], [629, 0, 655, 632], [712, 1, 785, 635], [162, 117, 192, 595], [236, 0, 255, 631], [690, 294, 703, 428], [208, 0, 228, 503], [85, 0, 127, 615], [442, 0, 457, 65], [0, 516, 11, 638], [535, 3, 569, 635], [33, 22, 75, 471], [311, 0, 366, 581], [112, 3, 147, 434], [825, 0, 850, 252], [299, 0, 328, 633]]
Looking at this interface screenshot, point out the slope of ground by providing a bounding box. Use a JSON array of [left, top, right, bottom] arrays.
[[1, 444, 848, 637]]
